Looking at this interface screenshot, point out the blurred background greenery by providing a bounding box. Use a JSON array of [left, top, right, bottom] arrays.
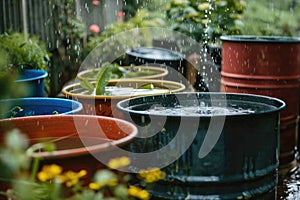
[[0, 0, 299, 97]]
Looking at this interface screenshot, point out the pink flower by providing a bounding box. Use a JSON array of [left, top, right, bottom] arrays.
[[89, 24, 100, 34], [117, 11, 125, 19], [92, 0, 100, 6]]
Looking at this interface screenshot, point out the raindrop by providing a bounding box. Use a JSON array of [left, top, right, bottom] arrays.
[[141, 115, 145, 123], [85, 120, 89, 127]]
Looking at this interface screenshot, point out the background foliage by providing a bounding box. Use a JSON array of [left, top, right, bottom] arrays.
[[165, 0, 246, 44], [241, 0, 300, 36], [0, 32, 50, 71]]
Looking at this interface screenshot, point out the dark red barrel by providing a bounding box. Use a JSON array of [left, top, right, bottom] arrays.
[[220, 36, 300, 173]]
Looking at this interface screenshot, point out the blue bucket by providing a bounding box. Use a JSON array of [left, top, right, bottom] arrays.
[[15, 69, 48, 97], [0, 98, 83, 119]]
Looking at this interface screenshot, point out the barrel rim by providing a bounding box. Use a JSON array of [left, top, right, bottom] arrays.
[[117, 92, 286, 118], [0, 97, 83, 116], [15, 69, 48, 82], [220, 35, 300, 43], [126, 47, 185, 61], [221, 71, 300, 81]]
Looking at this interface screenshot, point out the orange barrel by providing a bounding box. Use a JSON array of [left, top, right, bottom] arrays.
[[220, 36, 300, 172]]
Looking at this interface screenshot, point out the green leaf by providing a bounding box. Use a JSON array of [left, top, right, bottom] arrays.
[[94, 169, 117, 182], [95, 62, 112, 95], [41, 142, 56, 152], [114, 185, 128, 199], [111, 63, 128, 78], [139, 83, 154, 90], [80, 78, 94, 93]]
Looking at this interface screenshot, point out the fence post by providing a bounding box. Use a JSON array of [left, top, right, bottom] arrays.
[[21, 0, 28, 38]]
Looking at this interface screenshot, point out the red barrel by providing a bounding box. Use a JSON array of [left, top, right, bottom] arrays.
[[220, 36, 300, 173]]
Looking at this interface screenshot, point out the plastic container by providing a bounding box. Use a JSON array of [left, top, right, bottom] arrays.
[[0, 97, 82, 119], [15, 69, 48, 97]]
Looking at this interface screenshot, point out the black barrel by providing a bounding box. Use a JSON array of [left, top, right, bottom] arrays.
[[117, 92, 285, 199], [126, 47, 186, 77]]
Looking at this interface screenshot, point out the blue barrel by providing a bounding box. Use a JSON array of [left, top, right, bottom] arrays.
[[15, 69, 48, 97], [0, 97, 82, 119]]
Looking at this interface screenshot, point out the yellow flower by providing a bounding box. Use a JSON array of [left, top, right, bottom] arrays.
[[88, 178, 118, 190], [37, 164, 63, 182], [139, 190, 150, 200], [37, 172, 49, 182], [107, 156, 131, 169], [58, 170, 87, 187], [138, 167, 166, 183], [198, 3, 211, 11], [89, 182, 101, 190], [128, 186, 150, 200]]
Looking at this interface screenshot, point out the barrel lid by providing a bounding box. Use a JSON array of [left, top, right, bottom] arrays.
[[126, 47, 185, 61], [220, 35, 300, 43]]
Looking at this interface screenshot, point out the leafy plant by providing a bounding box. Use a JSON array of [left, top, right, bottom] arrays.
[[0, 72, 27, 101], [123, 0, 171, 20], [79, 62, 161, 95], [80, 62, 113, 95], [0, 33, 50, 97], [0, 130, 165, 200], [241, 0, 300, 36], [49, 0, 87, 95], [166, 0, 246, 44], [83, 9, 167, 59], [0, 32, 50, 71], [94, 63, 112, 95]]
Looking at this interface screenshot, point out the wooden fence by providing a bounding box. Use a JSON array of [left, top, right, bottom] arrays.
[[0, 0, 123, 49]]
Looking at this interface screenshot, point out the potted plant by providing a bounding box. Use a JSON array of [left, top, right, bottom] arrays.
[[62, 62, 186, 117], [62, 79, 186, 117], [0, 32, 51, 97], [77, 63, 168, 81]]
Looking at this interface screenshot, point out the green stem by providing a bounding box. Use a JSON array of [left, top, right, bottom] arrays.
[[50, 181, 62, 200], [30, 157, 40, 181]]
